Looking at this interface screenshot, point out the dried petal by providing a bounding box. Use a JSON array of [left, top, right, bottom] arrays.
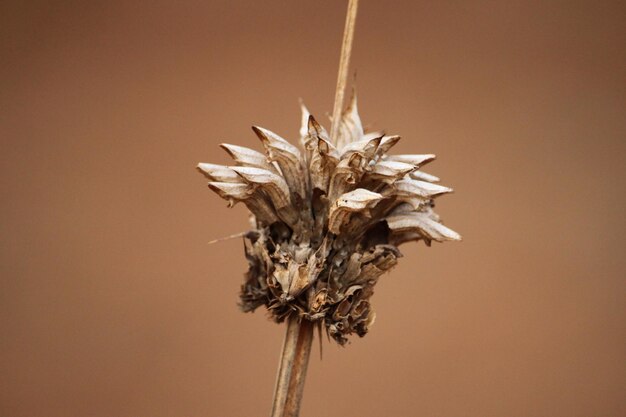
[[368, 160, 415, 183], [208, 182, 279, 224], [207, 181, 252, 200], [328, 189, 383, 233], [252, 126, 302, 160], [385, 153, 436, 168], [335, 92, 364, 149], [299, 101, 311, 141], [220, 143, 276, 171], [252, 126, 307, 198], [410, 170, 441, 183], [328, 153, 365, 201], [386, 211, 461, 242], [374, 135, 401, 157], [197, 163, 242, 182], [394, 177, 453, 198], [230, 166, 291, 209], [309, 135, 339, 192], [307, 114, 332, 144]]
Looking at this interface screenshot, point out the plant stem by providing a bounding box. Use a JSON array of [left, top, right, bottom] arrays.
[[269, 1, 359, 416], [330, 0, 359, 144], [270, 317, 314, 417]]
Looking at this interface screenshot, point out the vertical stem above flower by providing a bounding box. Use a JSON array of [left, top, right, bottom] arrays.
[[329, 0, 359, 145]]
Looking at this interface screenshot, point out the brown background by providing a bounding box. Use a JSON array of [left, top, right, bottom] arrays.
[[1, 1, 625, 416]]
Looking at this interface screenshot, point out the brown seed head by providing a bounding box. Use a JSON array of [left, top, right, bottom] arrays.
[[198, 95, 460, 344]]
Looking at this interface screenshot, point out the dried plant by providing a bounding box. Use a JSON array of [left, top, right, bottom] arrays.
[[197, 96, 460, 344], [196, 1, 459, 415]]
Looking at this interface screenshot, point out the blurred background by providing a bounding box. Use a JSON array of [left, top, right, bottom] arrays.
[[1, 1, 625, 416]]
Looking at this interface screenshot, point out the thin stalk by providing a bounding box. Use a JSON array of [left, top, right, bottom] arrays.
[[269, 1, 359, 416], [270, 318, 314, 417], [330, 0, 359, 144]]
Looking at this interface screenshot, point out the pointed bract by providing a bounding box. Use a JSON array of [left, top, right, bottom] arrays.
[[220, 143, 276, 171], [335, 93, 364, 149], [197, 163, 242, 182]]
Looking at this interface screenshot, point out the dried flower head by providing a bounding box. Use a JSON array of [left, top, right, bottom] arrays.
[[197, 96, 460, 344]]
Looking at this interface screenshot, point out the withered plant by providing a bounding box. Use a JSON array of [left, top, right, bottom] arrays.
[[196, 1, 460, 416]]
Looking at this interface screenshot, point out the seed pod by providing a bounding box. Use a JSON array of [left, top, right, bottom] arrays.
[[197, 95, 460, 344]]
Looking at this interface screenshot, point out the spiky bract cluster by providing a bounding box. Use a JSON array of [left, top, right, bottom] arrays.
[[197, 97, 460, 344]]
